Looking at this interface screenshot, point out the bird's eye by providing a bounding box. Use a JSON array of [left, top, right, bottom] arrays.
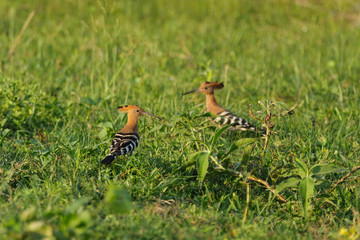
[[204, 87, 208, 90], [136, 110, 140, 112]]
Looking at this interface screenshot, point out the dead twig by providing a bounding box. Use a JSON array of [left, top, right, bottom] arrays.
[[210, 156, 287, 203], [249, 104, 262, 122], [242, 183, 250, 222], [247, 175, 287, 203], [249, 103, 274, 152], [329, 165, 360, 193]]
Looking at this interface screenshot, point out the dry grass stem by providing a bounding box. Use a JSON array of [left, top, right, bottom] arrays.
[[7, 11, 35, 60], [329, 165, 360, 193]]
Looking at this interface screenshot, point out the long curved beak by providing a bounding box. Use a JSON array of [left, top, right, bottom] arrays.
[[182, 88, 200, 95], [142, 111, 162, 120]]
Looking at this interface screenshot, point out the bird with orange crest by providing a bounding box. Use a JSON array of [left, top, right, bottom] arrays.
[[101, 105, 161, 165], [183, 82, 265, 134]]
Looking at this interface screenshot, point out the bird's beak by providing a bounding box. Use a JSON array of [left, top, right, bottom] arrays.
[[182, 88, 200, 95], [142, 111, 162, 120]]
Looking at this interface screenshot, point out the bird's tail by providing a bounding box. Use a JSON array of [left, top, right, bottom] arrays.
[[101, 155, 116, 165]]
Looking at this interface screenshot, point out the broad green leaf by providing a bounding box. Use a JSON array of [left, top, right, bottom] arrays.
[[275, 177, 301, 193], [228, 138, 258, 154], [21, 206, 37, 221], [62, 211, 91, 233], [97, 129, 108, 140], [234, 138, 259, 148], [210, 125, 232, 150], [299, 177, 315, 218], [66, 197, 91, 213], [176, 151, 206, 173], [194, 151, 210, 183], [309, 164, 344, 176], [240, 145, 254, 167], [97, 121, 113, 128], [294, 158, 308, 178], [105, 185, 134, 214]]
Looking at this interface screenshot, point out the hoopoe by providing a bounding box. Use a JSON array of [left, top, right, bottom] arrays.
[[183, 82, 265, 134], [101, 105, 161, 165]]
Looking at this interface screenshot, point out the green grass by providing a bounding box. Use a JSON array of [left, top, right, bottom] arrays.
[[1, 0, 360, 239]]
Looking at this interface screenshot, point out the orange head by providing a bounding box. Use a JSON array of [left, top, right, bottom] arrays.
[[183, 82, 224, 95], [117, 105, 162, 120]]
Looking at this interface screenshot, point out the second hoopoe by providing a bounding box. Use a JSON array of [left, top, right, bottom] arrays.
[[183, 82, 265, 134], [101, 105, 161, 165]]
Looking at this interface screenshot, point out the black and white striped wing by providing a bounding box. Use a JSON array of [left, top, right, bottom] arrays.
[[110, 132, 140, 157], [214, 110, 256, 131], [101, 132, 140, 165]]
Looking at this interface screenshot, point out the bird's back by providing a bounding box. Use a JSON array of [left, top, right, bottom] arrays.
[[101, 132, 140, 165], [110, 132, 140, 155], [214, 110, 257, 131]]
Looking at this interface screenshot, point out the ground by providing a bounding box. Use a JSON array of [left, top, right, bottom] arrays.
[[0, 0, 359, 239]]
